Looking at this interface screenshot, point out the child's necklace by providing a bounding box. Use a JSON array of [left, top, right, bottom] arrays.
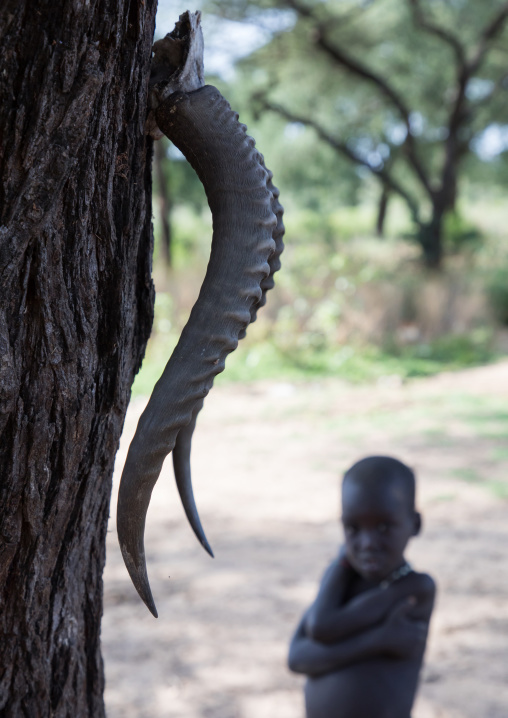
[[379, 561, 413, 590]]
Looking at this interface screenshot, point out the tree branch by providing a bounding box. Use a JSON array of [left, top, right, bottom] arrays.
[[282, 0, 433, 198], [469, 1, 508, 73], [286, 0, 412, 121], [315, 30, 433, 198], [259, 96, 420, 222], [439, 4, 508, 203], [284, 0, 375, 28], [407, 0, 466, 67]]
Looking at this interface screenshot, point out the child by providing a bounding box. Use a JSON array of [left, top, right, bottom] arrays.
[[288, 456, 436, 718]]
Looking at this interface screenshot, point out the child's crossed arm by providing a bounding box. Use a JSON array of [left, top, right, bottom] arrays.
[[305, 554, 435, 644], [288, 555, 435, 677], [288, 597, 429, 677]]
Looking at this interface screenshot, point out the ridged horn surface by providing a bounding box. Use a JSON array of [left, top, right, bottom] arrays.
[[171, 153, 284, 531], [117, 85, 283, 616], [241, 165, 284, 336]]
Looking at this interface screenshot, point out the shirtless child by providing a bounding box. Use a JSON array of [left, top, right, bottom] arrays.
[[288, 456, 436, 718]]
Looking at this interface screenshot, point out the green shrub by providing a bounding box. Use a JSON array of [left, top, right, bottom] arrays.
[[443, 212, 483, 253], [486, 267, 508, 325]]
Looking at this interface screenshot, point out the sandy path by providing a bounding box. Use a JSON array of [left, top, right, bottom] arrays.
[[103, 362, 508, 718]]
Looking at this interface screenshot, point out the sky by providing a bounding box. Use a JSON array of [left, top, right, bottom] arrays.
[[155, 0, 295, 78], [154, 1, 508, 161], [155, 1, 274, 78]]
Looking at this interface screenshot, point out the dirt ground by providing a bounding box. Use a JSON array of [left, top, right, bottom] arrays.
[[103, 361, 508, 718]]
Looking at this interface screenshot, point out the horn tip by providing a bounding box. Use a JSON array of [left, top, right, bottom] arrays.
[[148, 602, 159, 619], [119, 539, 159, 617], [138, 580, 159, 617], [202, 538, 214, 558], [131, 571, 159, 617]]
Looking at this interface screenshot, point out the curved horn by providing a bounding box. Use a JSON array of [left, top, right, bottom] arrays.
[[171, 398, 213, 557], [170, 162, 283, 553], [171, 164, 284, 545], [117, 85, 284, 616]]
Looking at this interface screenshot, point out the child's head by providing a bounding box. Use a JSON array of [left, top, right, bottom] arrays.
[[341, 456, 421, 583]]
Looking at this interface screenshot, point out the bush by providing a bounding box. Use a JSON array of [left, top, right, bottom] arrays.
[[443, 212, 483, 254], [486, 267, 508, 326]]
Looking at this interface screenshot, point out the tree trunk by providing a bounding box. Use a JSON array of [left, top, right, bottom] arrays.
[[154, 138, 172, 267], [417, 177, 461, 269], [376, 185, 390, 237], [0, 1, 157, 715], [417, 210, 444, 270]]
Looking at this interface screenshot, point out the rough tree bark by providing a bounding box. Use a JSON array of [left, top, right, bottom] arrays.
[[0, 0, 157, 715]]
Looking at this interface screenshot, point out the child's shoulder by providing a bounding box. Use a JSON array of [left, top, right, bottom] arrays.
[[382, 568, 435, 602], [401, 570, 436, 619], [406, 570, 436, 596]]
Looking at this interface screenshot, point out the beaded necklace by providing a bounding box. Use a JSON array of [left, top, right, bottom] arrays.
[[379, 561, 413, 590]]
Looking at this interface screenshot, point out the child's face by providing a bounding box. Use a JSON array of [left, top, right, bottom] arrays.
[[341, 479, 420, 583]]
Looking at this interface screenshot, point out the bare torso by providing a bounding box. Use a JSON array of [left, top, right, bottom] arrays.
[[288, 560, 435, 718], [305, 654, 421, 718]]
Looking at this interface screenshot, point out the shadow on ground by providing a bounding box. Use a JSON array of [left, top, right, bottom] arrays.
[[103, 362, 508, 718]]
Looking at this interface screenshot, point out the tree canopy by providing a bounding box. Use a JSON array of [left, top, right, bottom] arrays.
[[206, 0, 508, 266]]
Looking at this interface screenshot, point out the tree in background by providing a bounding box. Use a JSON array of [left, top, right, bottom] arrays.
[[210, 0, 508, 267], [154, 138, 173, 267], [152, 135, 216, 272]]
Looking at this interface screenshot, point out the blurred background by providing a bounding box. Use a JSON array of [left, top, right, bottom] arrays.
[[103, 1, 508, 716]]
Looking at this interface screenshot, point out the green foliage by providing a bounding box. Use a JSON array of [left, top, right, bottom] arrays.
[[152, 2, 508, 269], [133, 311, 497, 395], [153, 138, 208, 213], [217, 332, 497, 385], [204, 0, 508, 264], [486, 266, 508, 326], [385, 330, 495, 372], [443, 213, 483, 254], [402, 212, 484, 257], [137, 197, 503, 399], [450, 466, 508, 499], [147, 0, 508, 398]]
